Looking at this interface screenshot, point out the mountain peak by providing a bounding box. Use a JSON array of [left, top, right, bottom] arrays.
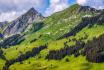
[[77, 5, 102, 13], [26, 7, 38, 15], [3, 7, 44, 38], [30, 7, 35, 10], [68, 4, 102, 14], [28, 7, 37, 12]]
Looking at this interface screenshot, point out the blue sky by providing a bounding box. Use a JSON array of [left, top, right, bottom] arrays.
[[36, 0, 77, 16], [0, 0, 104, 22]]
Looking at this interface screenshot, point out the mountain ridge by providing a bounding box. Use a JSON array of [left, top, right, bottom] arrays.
[[3, 7, 44, 38]]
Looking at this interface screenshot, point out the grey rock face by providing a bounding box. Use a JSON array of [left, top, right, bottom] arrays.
[[77, 6, 103, 13], [0, 34, 25, 48], [0, 21, 8, 29], [3, 8, 44, 38]]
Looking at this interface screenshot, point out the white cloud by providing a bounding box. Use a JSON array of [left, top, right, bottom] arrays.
[[77, 0, 104, 9], [77, 0, 86, 5], [50, 0, 60, 4], [0, 10, 26, 22], [45, 0, 69, 16], [0, 0, 45, 12], [0, 0, 47, 22]]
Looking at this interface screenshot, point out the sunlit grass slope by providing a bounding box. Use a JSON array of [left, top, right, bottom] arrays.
[[0, 59, 6, 70]]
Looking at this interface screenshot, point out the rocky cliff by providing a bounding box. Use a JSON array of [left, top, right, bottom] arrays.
[[3, 8, 44, 38]]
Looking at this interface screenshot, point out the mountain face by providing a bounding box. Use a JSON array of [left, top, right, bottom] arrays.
[[58, 5, 104, 39], [3, 8, 44, 38], [77, 5, 102, 13], [0, 21, 8, 29], [0, 34, 25, 48]]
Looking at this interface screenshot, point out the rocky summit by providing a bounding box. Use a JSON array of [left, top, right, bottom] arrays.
[[3, 8, 44, 38]]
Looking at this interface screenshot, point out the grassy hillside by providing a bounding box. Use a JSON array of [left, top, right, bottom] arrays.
[[9, 55, 104, 70], [6, 23, 104, 70], [1, 4, 104, 70], [0, 59, 5, 70]]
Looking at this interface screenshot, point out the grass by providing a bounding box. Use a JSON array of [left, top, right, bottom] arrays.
[[0, 59, 6, 70], [9, 55, 90, 70], [75, 24, 104, 42], [3, 39, 46, 60], [9, 55, 104, 70]]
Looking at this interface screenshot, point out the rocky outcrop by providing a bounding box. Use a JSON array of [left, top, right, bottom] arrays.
[[3, 8, 44, 38], [0, 21, 8, 29], [0, 34, 25, 48], [77, 5, 103, 14], [0, 21, 9, 38]]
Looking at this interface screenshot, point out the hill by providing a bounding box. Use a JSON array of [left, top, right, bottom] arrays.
[[0, 4, 104, 70]]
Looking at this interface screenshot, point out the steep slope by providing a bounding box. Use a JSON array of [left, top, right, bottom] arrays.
[[3, 8, 44, 38], [0, 21, 9, 38], [0, 21, 8, 29], [60, 10, 104, 39], [0, 34, 25, 48], [44, 4, 101, 24], [42, 4, 103, 40]]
